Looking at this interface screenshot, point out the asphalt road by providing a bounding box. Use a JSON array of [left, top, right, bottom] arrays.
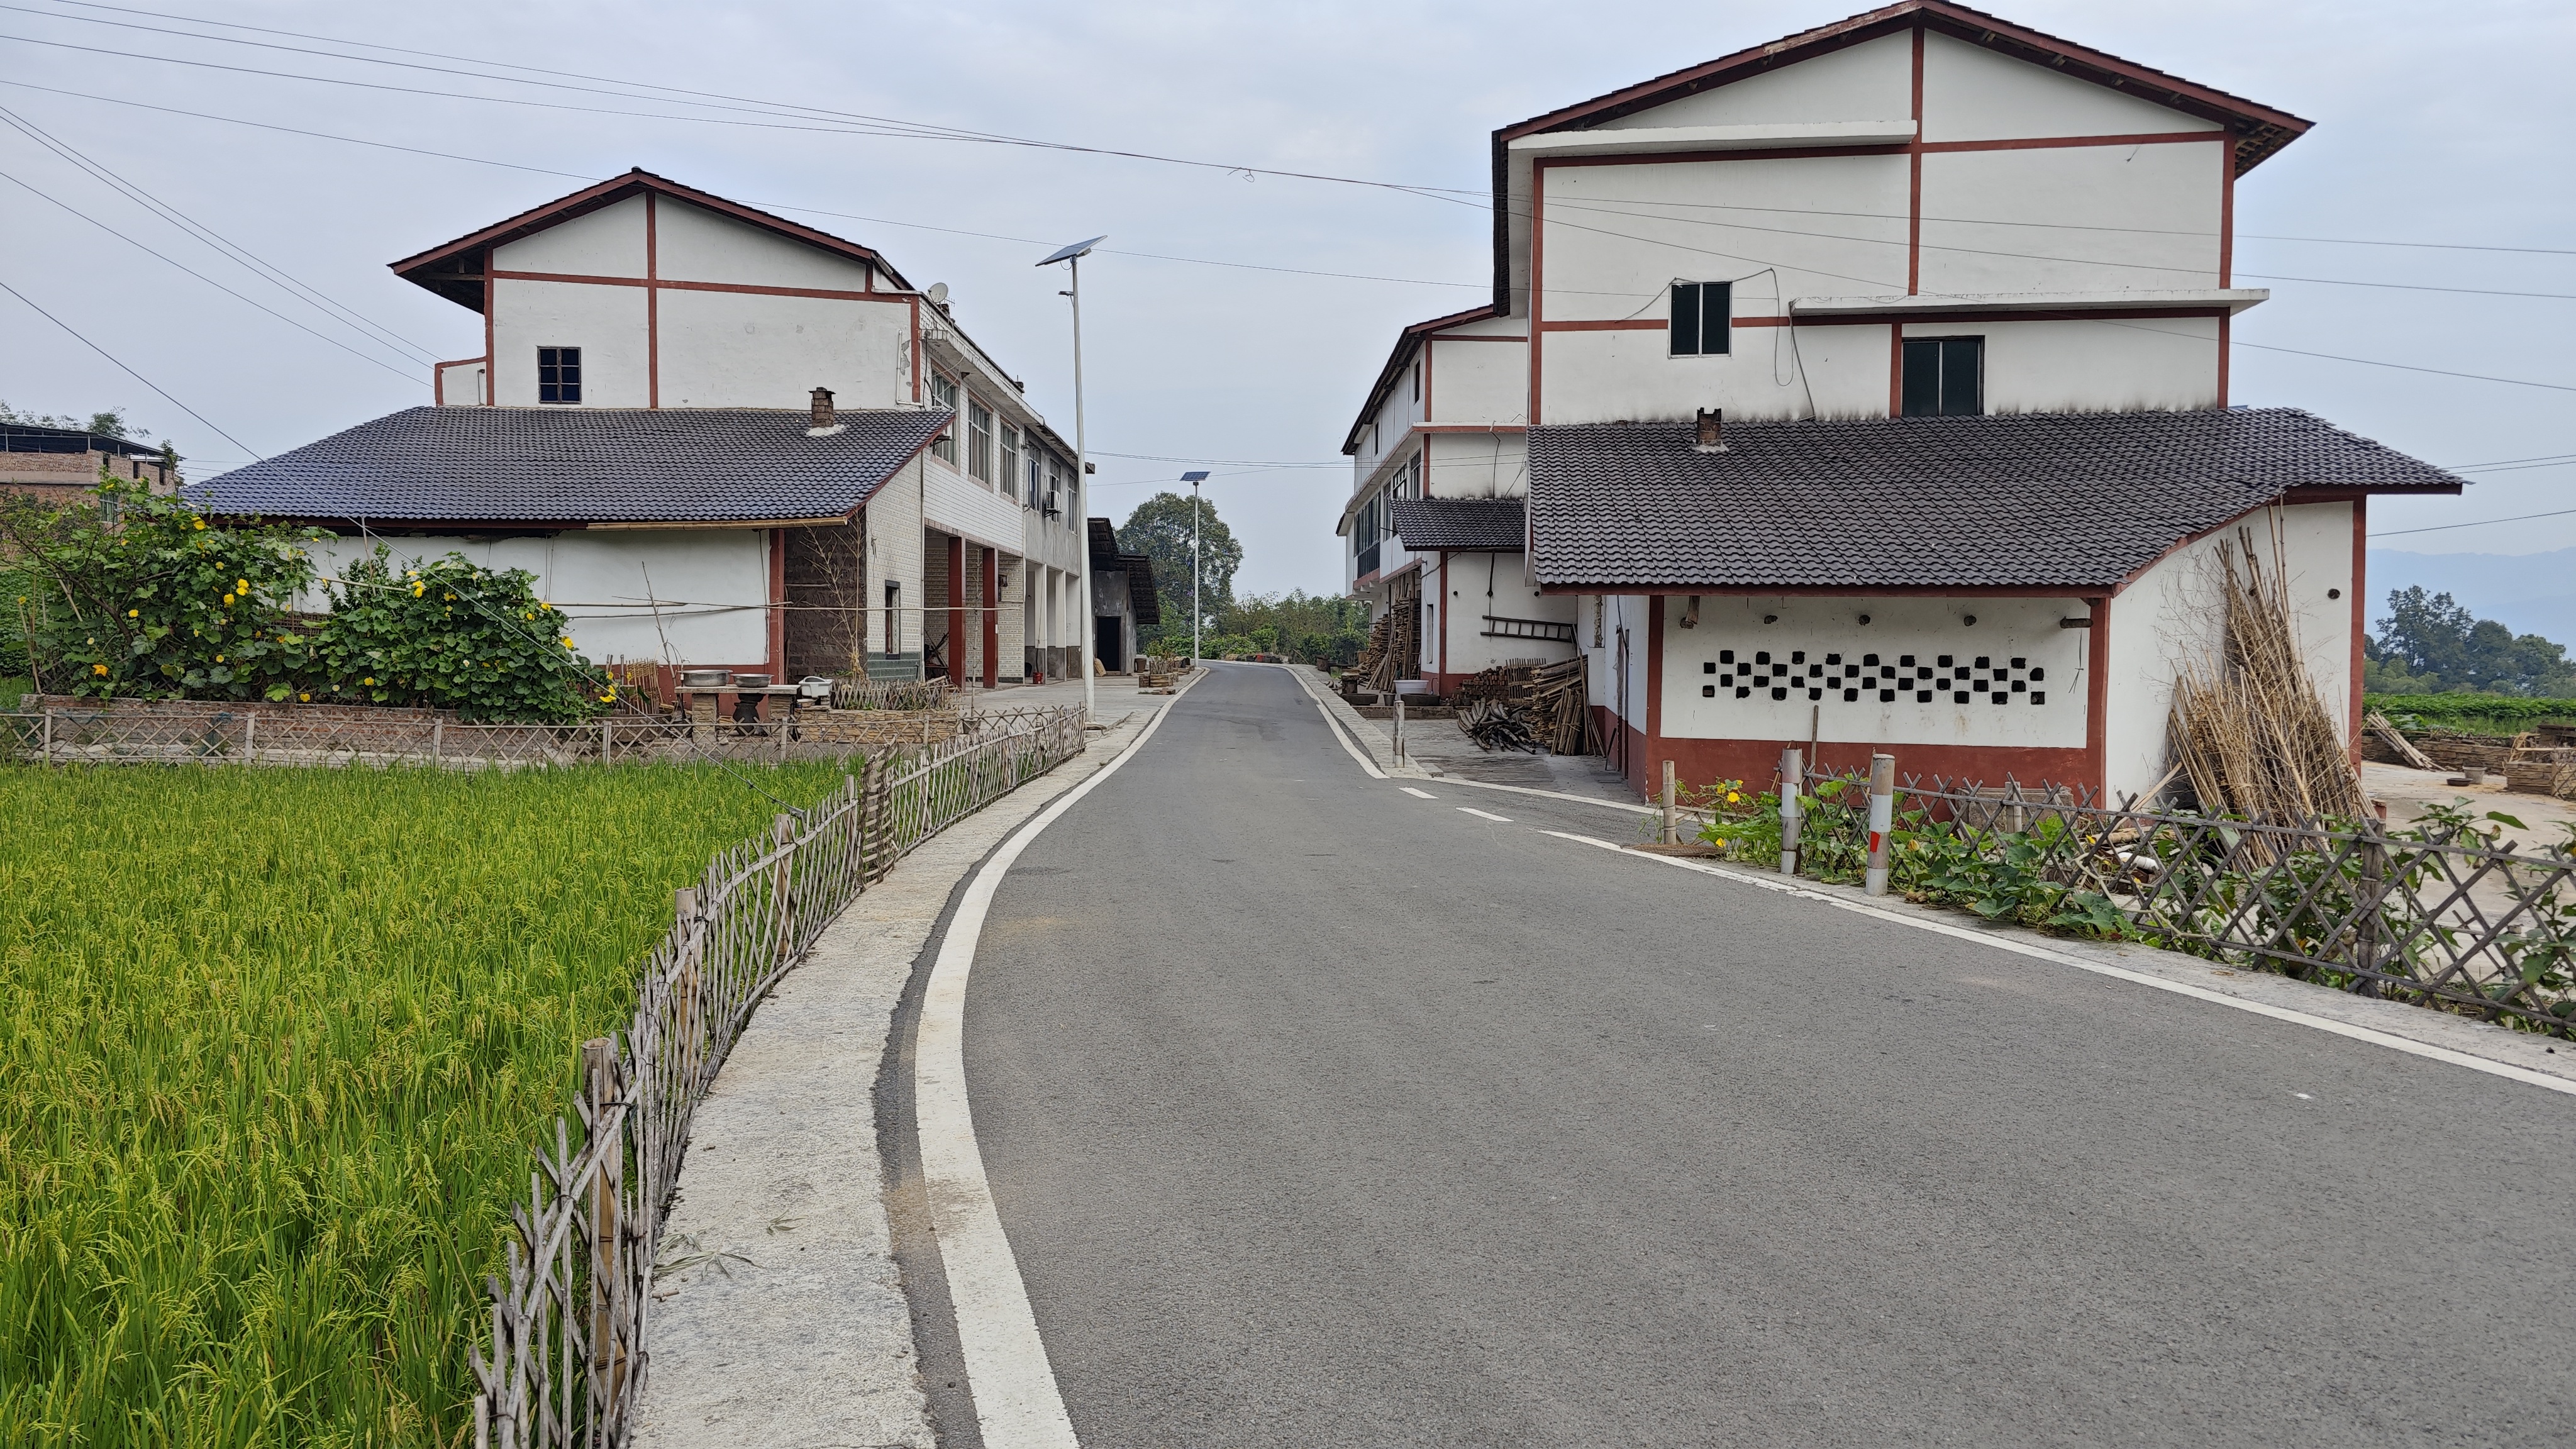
[[962, 663, 2576, 1447]]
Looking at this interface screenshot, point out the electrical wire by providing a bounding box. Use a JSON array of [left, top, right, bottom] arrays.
[[2085, 316, 2576, 394], [2371, 507, 2576, 538], [0, 101, 440, 362], [0, 274, 258, 455], [0, 167, 427, 382]]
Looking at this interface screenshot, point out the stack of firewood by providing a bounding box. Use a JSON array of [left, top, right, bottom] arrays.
[[1529, 656, 1596, 756]]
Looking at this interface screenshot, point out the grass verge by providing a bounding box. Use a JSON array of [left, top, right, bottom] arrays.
[[0, 758, 860, 1446]]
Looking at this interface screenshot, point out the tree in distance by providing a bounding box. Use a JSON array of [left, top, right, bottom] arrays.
[[2365, 586, 2576, 697]]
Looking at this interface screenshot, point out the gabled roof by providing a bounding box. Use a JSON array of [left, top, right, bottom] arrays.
[[1489, 1, 2314, 311], [1389, 496, 1526, 552], [1086, 518, 1161, 627], [1526, 408, 2456, 594], [389, 169, 912, 313], [186, 406, 952, 526], [1341, 304, 1499, 456], [1, 422, 165, 459]]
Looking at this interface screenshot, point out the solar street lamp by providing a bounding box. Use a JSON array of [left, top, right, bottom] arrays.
[[1039, 236, 1106, 718], [1181, 470, 1210, 664]]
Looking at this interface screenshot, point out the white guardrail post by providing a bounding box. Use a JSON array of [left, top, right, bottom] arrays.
[[1864, 752, 1896, 896], [1778, 747, 1802, 877]]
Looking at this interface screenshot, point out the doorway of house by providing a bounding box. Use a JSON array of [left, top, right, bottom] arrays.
[[1095, 616, 1125, 674]]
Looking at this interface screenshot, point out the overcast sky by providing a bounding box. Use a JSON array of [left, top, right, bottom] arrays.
[[2, 0, 2569, 601]]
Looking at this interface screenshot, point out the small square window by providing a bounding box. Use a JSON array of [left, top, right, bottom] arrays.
[[2029, 666, 2045, 682], [1879, 689, 1896, 703], [1900, 336, 1983, 417], [1826, 653, 1843, 665], [1975, 656, 1991, 669], [1719, 649, 1735, 663], [1736, 687, 1752, 699], [1755, 651, 1770, 665], [1917, 690, 1934, 702], [1842, 689, 1858, 702], [1791, 651, 1806, 664], [2011, 680, 2027, 692], [1953, 691, 1970, 704], [1702, 684, 1716, 697], [1938, 655, 1954, 668], [1704, 661, 1717, 674], [1807, 687, 1823, 701], [538, 346, 582, 404], [1900, 655, 1916, 667], [2031, 691, 2046, 704], [1862, 653, 1879, 667], [2009, 657, 2027, 669], [1669, 280, 1734, 357], [1770, 687, 1788, 701]]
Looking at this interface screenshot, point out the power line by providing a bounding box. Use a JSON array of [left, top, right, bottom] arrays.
[[2372, 507, 2576, 538], [0, 274, 258, 455], [2081, 316, 2576, 394], [0, 100, 439, 363], [0, 167, 425, 382]]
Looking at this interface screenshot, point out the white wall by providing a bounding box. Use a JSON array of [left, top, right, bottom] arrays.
[[1660, 594, 2089, 750], [435, 359, 485, 407], [656, 200, 877, 292], [1598, 30, 1913, 129], [1916, 142, 2224, 294], [2104, 502, 2355, 802], [1424, 335, 1527, 428], [655, 288, 908, 409], [490, 279, 648, 408], [1919, 30, 2219, 143], [1435, 552, 1576, 676], [1910, 316, 2219, 414], [497, 194, 648, 277], [304, 529, 770, 667]]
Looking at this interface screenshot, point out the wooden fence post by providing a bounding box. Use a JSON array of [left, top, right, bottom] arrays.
[[601, 715, 613, 764], [1660, 759, 1678, 845], [432, 718, 443, 767], [2355, 819, 2390, 999], [769, 813, 797, 966], [582, 1035, 628, 1430], [673, 886, 703, 1091], [1779, 748, 1804, 877], [42, 708, 53, 767], [243, 712, 257, 765], [860, 752, 888, 882]]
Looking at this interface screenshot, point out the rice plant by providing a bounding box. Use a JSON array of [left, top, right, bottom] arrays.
[[0, 758, 860, 1447]]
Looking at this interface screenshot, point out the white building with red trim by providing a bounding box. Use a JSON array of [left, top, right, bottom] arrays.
[[201, 170, 1092, 692], [1338, 1, 2463, 802]]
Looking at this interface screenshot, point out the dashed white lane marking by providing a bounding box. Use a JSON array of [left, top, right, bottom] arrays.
[[1541, 830, 2576, 1099], [1400, 786, 1438, 799], [916, 677, 1199, 1448], [1458, 807, 1514, 823]]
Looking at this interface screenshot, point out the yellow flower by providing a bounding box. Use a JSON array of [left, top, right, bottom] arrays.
[[412, 582, 426, 597], [214, 654, 224, 663], [192, 518, 206, 530], [223, 594, 235, 606], [91, 663, 108, 675], [1726, 791, 1741, 804], [363, 677, 375, 686], [128, 609, 139, 618], [234, 579, 247, 592], [560, 636, 574, 648], [298, 692, 309, 702]]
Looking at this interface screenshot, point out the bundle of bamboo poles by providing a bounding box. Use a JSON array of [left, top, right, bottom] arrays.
[[2168, 528, 2367, 824]]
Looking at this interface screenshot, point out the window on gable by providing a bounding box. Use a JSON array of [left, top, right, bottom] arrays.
[[967, 400, 994, 482], [538, 347, 582, 404], [1027, 447, 1045, 509], [928, 374, 958, 462], [997, 423, 1020, 501], [1901, 336, 1984, 417], [1669, 282, 1733, 357]]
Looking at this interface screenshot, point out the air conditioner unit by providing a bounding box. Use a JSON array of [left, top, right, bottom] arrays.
[[1042, 487, 1061, 517]]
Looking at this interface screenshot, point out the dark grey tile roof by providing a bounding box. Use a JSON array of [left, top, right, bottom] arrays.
[[1389, 496, 1526, 552], [186, 406, 952, 523], [1527, 407, 2462, 592]]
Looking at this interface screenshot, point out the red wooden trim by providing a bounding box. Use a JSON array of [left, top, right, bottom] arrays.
[[487, 269, 911, 305], [2218, 140, 2236, 288], [1416, 423, 1531, 435], [645, 192, 660, 410], [2084, 593, 2109, 796], [909, 296, 922, 402], [1422, 338, 1434, 422], [1536, 318, 1667, 332], [1530, 160, 1547, 426], [1918, 130, 2223, 154], [2349, 497, 2367, 768], [434, 354, 487, 370], [946, 534, 966, 688], [1539, 582, 2112, 599], [1494, 4, 2311, 148], [1539, 143, 1910, 169], [481, 250, 495, 406], [391, 169, 882, 278], [1742, 304, 2230, 329], [1909, 25, 1924, 296], [2216, 313, 2231, 407], [1438, 550, 1450, 677], [1646, 594, 1665, 752], [1426, 333, 1528, 342], [1887, 323, 1904, 416], [767, 528, 787, 671], [981, 545, 999, 690]]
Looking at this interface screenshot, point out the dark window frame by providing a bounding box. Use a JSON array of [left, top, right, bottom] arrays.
[[537, 346, 582, 404], [1901, 336, 1985, 417], [1669, 281, 1734, 357]]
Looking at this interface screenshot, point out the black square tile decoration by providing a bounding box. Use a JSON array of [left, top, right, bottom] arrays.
[[1704, 660, 1717, 674], [1879, 689, 1896, 702], [1736, 687, 1752, 698], [2010, 657, 2026, 669], [1900, 655, 1916, 667], [1702, 684, 1716, 697], [1916, 690, 1933, 702], [1843, 688, 1858, 702], [1703, 640, 2053, 708], [1757, 651, 1771, 665], [2029, 666, 2045, 681], [1720, 649, 1735, 663], [1863, 653, 1880, 666], [1791, 650, 1806, 663], [1975, 656, 1990, 669], [1826, 653, 1841, 665], [1953, 691, 1970, 703], [2031, 691, 2045, 704], [1939, 655, 1953, 667], [1806, 687, 1823, 701]]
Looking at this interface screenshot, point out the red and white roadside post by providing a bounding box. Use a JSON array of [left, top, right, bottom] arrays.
[[1863, 752, 1896, 896], [1778, 747, 1803, 877]]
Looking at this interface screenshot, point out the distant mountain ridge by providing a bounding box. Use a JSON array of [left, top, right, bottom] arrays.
[[2365, 548, 2576, 644]]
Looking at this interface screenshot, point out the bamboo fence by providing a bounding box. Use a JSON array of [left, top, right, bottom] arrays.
[[468, 706, 1085, 1448]]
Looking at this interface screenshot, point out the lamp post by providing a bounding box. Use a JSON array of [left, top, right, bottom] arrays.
[[1180, 470, 1209, 665], [1039, 235, 1106, 721]]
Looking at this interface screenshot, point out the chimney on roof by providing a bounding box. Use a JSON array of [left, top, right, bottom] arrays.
[[1693, 408, 1728, 454], [806, 387, 845, 437]]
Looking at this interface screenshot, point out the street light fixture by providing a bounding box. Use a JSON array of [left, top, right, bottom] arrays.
[[1038, 235, 1106, 720], [1180, 470, 1209, 665]]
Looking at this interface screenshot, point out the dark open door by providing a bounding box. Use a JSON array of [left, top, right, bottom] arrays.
[[1095, 616, 1124, 673]]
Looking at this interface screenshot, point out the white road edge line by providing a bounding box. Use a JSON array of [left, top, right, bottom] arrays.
[[916, 678, 1202, 1448], [1291, 672, 1387, 779], [1400, 786, 1438, 799], [1541, 830, 2576, 1098], [1458, 806, 1513, 822]]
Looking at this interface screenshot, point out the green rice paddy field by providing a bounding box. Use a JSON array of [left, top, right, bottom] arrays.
[[0, 758, 859, 1446]]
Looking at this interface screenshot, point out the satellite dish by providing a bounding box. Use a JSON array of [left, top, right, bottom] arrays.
[[926, 282, 949, 306]]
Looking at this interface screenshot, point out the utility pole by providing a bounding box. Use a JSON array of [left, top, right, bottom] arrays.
[[1182, 470, 1209, 665], [1039, 236, 1106, 721]]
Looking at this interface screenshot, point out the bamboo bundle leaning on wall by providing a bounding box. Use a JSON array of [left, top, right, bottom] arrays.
[[2167, 527, 2367, 828]]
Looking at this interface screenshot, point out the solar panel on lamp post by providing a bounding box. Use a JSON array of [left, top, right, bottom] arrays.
[[1039, 235, 1106, 719], [1180, 470, 1210, 665]]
